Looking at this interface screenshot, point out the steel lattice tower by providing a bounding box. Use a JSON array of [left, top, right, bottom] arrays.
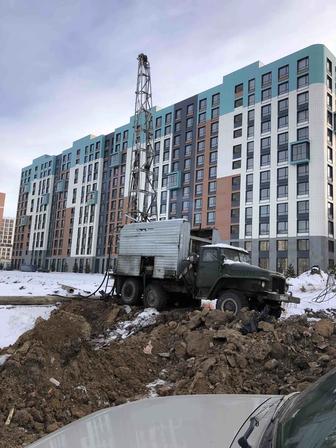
[[127, 53, 157, 222]]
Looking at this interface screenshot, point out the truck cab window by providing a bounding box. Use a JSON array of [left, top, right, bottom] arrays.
[[201, 248, 218, 262]]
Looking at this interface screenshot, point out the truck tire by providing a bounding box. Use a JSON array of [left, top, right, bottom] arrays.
[[143, 283, 168, 311], [216, 290, 249, 315], [120, 278, 142, 305]]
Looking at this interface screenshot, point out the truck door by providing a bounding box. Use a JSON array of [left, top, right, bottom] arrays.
[[197, 247, 220, 290]]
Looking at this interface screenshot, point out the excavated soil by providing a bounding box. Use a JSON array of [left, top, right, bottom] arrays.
[[1, 299, 336, 447]]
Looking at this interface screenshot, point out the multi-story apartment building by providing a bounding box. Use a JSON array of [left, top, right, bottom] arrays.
[[12, 44, 336, 274], [0, 193, 15, 268]]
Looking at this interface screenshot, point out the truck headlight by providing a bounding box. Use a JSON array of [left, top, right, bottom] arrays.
[[261, 281, 266, 288]]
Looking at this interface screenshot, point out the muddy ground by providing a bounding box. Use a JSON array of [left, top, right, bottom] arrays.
[[1, 299, 336, 447]]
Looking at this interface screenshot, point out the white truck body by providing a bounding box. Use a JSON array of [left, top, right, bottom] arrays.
[[116, 219, 191, 279]]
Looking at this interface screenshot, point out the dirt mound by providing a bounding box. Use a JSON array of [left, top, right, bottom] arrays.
[[1, 300, 336, 447]]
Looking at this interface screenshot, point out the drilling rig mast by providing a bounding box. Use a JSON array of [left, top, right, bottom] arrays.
[[127, 53, 157, 222]]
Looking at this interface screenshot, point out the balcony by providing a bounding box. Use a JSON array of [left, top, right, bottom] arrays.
[[167, 171, 181, 190], [110, 151, 121, 167], [56, 180, 65, 193], [290, 140, 310, 164]]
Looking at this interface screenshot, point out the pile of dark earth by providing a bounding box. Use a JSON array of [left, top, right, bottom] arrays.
[[0, 299, 336, 447]]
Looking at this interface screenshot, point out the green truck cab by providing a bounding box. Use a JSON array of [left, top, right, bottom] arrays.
[[112, 219, 299, 317], [196, 244, 297, 317]]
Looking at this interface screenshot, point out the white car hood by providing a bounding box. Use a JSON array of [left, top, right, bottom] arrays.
[[28, 394, 279, 448]]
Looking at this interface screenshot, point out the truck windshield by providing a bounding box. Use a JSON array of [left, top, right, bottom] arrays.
[[275, 368, 336, 447], [222, 248, 250, 264]]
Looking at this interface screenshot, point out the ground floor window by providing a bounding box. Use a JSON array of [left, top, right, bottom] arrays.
[[297, 257, 310, 275], [277, 257, 288, 273], [259, 257, 269, 269]]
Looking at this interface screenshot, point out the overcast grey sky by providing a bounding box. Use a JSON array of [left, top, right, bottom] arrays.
[[0, 0, 335, 216]]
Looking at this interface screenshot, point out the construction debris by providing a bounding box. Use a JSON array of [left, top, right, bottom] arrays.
[[1, 300, 336, 447]]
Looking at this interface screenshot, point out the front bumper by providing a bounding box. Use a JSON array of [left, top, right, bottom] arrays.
[[265, 291, 300, 304]]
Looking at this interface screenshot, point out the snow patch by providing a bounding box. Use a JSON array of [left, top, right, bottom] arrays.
[[0, 271, 104, 297], [0, 305, 55, 349], [95, 308, 160, 347], [146, 379, 168, 398], [284, 270, 336, 317]]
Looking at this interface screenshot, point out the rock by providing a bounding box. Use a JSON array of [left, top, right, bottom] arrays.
[[187, 314, 202, 330], [294, 356, 309, 370], [258, 321, 274, 332], [212, 328, 242, 342], [174, 341, 187, 358], [270, 342, 286, 359], [226, 355, 236, 368], [158, 352, 170, 358], [203, 310, 233, 329], [14, 409, 34, 428], [105, 307, 120, 325], [184, 332, 211, 356], [264, 359, 279, 371], [46, 422, 59, 433], [318, 354, 330, 363], [200, 357, 217, 374], [314, 319, 334, 338], [188, 372, 210, 394]]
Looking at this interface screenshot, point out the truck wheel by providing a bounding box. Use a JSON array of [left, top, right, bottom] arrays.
[[143, 284, 168, 311], [120, 278, 142, 305], [269, 306, 282, 319], [216, 291, 248, 315]]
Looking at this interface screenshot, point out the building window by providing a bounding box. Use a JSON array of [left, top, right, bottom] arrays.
[[277, 185, 288, 198], [209, 151, 217, 164], [235, 83, 243, 96], [245, 224, 252, 237], [278, 115, 288, 129], [297, 200, 309, 215], [277, 221, 288, 234], [184, 159, 191, 170], [277, 167, 288, 180], [297, 74, 309, 89], [208, 196, 216, 208], [207, 211, 216, 224], [248, 79, 255, 92], [175, 108, 182, 120], [297, 57, 309, 73], [297, 163, 309, 177], [261, 121, 271, 133], [246, 190, 253, 202], [234, 98, 243, 108], [298, 258, 310, 275], [174, 122, 181, 132], [187, 104, 194, 115], [297, 109, 309, 123], [297, 219, 309, 233], [198, 112, 206, 124], [259, 257, 269, 269], [211, 122, 219, 134], [233, 129, 242, 138], [297, 181, 309, 196], [278, 82, 288, 95], [197, 155, 204, 166], [260, 188, 270, 200], [261, 104, 271, 119], [248, 94, 255, 106], [262, 88, 271, 101], [195, 184, 203, 195], [209, 166, 217, 178], [199, 98, 207, 111], [198, 127, 206, 139], [259, 223, 269, 235], [232, 160, 241, 170], [194, 213, 201, 225], [208, 181, 216, 193], [278, 132, 288, 147], [245, 207, 252, 219], [297, 91, 309, 106], [211, 108, 219, 119], [277, 240, 288, 251], [278, 98, 288, 112], [196, 170, 204, 181], [297, 127, 309, 141], [327, 58, 332, 74], [212, 93, 220, 106], [262, 72, 272, 87], [233, 144, 242, 159], [194, 198, 202, 210], [277, 258, 288, 274], [260, 170, 270, 183], [260, 154, 270, 167], [260, 205, 270, 218], [291, 142, 309, 162], [234, 114, 243, 128], [278, 65, 289, 80], [277, 203, 288, 216], [246, 173, 253, 186], [260, 240, 270, 251]]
